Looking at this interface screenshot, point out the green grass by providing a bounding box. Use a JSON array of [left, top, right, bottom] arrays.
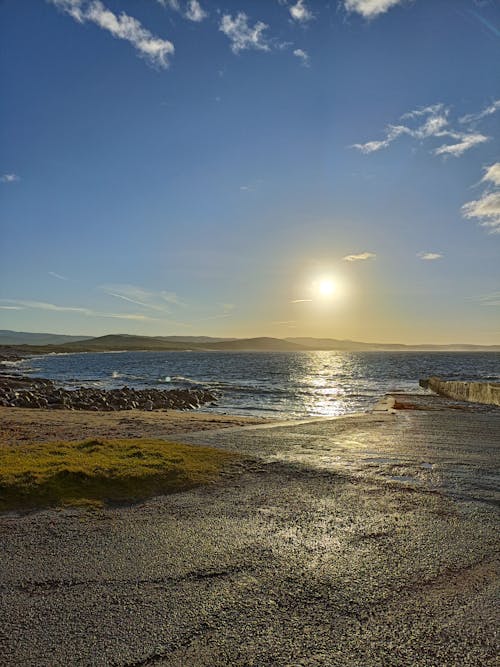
[[0, 438, 239, 511]]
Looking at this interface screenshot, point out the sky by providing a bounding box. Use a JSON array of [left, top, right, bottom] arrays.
[[0, 0, 499, 344]]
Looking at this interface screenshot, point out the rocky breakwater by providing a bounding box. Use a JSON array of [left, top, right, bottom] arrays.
[[0, 374, 219, 411], [420, 376, 500, 407]]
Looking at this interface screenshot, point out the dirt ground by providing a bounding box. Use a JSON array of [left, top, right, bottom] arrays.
[[0, 406, 269, 446]]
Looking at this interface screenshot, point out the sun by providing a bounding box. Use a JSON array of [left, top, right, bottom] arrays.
[[317, 279, 336, 298]]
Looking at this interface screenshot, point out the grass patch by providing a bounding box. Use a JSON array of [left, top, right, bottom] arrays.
[[0, 438, 239, 512]]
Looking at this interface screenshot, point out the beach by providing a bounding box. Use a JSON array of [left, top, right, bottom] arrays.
[[0, 391, 498, 666]]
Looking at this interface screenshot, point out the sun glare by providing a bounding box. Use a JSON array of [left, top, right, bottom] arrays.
[[317, 279, 336, 298]]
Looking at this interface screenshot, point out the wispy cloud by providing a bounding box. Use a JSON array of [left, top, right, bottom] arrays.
[[433, 133, 489, 157], [460, 99, 500, 125], [0, 299, 158, 321], [48, 271, 68, 281], [289, 0, 314, 23], [159, 0, 207, 22], [466, 9, 500, 39], [220, 303, 235, 314], [157, 0, 180, 9], [462, 162, 500, 234], [219, 13, 270, 53], [185, 0, 207, 22], [481, 162, 500, 186], [0, 173, 20, 183], [462, 192, 500, 233], [100, 284, 182, 311], [353, 102, 491, 157], [290, 298, 313, 303], [343, 251, 376, 262], [352, 123, 411, 153], [475, 292, 500, 307], [343, 0, 409, 19], [293, 48, 310, 66], [417, 252, 443, 261], [50, 0, 174, 68]]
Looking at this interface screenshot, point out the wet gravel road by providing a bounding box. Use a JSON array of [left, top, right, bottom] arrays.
[[0, 397, 499, 666]]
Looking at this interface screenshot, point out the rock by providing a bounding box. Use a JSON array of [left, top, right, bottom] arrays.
[[0, 372, 220, 412]]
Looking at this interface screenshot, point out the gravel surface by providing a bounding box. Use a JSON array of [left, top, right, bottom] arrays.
[[0, 406, 268, 447], [0, 397, 499, 666]]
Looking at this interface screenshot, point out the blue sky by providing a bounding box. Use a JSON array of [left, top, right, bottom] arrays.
[[0, 0, 499, 343]]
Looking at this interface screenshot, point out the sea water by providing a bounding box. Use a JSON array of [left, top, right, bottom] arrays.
[[7, 350, 500, 418]]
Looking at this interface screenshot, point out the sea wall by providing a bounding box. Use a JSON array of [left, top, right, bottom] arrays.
[[420, 376, 500, 407]]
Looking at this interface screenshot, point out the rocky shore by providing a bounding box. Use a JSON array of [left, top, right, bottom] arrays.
[[0, 374, 219, 412]]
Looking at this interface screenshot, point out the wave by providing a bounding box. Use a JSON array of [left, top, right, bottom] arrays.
[[0, 359, 24, 367]]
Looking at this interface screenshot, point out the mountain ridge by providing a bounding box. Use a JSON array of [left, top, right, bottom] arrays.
[[0, 331, 499, 352]]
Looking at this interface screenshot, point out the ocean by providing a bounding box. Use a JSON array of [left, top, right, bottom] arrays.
[[7, 350, 499, 418]]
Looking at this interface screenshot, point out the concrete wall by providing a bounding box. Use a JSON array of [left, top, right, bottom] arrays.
[[420, 377, 500, 407]]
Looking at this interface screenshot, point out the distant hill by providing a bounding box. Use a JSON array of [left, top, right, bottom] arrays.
[[0, 330, 93, 346], [157, 336, 238, 344], [60, 334, 194, 352], [202, 337, 308, 351], [286, 337, 500, 351], [60, 335, 308, 352], [1, 331, 498, 354], [286, 337, 376, 351]]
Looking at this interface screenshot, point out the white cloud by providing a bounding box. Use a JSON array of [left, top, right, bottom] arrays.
[[344, 0, 408, 19], [462, 162, 500, 234], [476, 292, 500, 307], [460, 99, 500, 125], [100, 284, 181, 311], [220, 303, 235, 314], [413, 114, 449, 139], [0, 173, 20, 183], [352, 139, 391, 154], [219, 13, 270, 54], [433, 132, 489, 157], [481, 162, 500, 187], [401, 103, 446, 119], [343, 251, 377, 261], [157, 0, 207, 22], [352, 123, 410, 153], [185, 0, 207, 22], [293, 48, 310, 66], [1, 298, 159, 321], [48, 271, 68, 280], [462, 191, 500, 233], [290, 299, 313, 303], [157, 0, 181, 10], [289, 0, 313, 23], [417, 252, 443, 261], [50, 0, 174, 68], [353, 102, 491, 157]]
